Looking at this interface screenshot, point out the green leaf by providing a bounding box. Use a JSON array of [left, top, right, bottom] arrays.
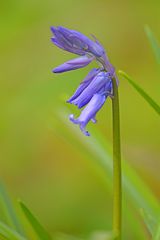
[[118, 70, 160, 115], [145, 25, 160, 64], [0, 220, 26, 240], [0, 183, 25, 236], [19, 201, 52, 240]]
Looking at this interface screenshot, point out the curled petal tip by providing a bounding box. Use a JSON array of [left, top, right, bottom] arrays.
[[91, 118, 97, 123], [69, 114, 75, 123], [80, 124, 90, 136], [69, 114, 74, 120], [84, 131, 90, 137], [85, 131, 90, 136], [69, 114, 78, 124]]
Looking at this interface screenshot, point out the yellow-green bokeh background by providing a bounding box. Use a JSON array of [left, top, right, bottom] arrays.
[[0, 0, 160, 239]]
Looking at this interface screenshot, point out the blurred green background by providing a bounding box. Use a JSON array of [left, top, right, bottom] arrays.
[[0, 0, 160, 239]]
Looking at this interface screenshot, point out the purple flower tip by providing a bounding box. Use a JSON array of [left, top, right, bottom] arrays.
[[69, 93, 106, 136], [52, 56, 94, 73], [50, 26, 106, 58]]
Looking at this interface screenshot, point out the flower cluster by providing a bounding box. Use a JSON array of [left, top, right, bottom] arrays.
[[51, 26, 115, 136]]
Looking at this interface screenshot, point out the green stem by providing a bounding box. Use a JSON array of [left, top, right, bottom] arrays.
[[112, 76, 122, 240]]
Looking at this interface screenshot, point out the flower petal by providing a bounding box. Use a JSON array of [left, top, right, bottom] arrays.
[[51, 26, 86, 55], [69, 93, 106, 136], [67, 68, 100, 102], [70, 71, 111, 108], [53, 56, 94, 73], [51, 26, 106, 57]]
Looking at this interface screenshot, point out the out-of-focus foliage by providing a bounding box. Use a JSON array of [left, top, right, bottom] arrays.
[[19, 201, 52, 240], [0, 0, 160, 240], [119, 71, 160, 115], [0, 183, 24, 235], [145, 25, 160, 65]]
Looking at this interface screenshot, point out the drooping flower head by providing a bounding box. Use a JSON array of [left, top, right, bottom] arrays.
[[51, 26, 115, 73], [51, 26, 116, 136], [51, 26, 105, 57]]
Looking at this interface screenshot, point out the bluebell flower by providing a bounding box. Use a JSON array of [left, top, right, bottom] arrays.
[[68, 71, 112, 108], [69, 93, 107, 136], [51, 26, 116, 136]]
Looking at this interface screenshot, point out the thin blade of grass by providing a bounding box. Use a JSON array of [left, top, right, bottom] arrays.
[[145, 25, 160, 64], [55, 108, 160, 239], [140, 209, 160, 240], [19, 201, 52, 240], [140, 209, 157, 236], [0, 220, 26, 240], [118, 70, 160, 115], [0, 183, 25, 236]]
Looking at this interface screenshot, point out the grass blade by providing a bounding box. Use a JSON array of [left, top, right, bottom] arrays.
[[141, 209, 160, 240], [154, 222, 160, 240], [0, 183, 25, 236], [145, 25, 160, 64], [19, 201, 52, 240], [0, 220, 26, 240], [119, 70, 160, 115], [54, 108, 160, 239], [140, 209, 157, 236]]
